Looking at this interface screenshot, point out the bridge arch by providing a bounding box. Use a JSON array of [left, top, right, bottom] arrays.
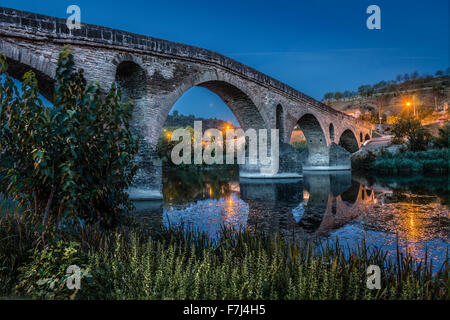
[[115, 60, 148, 105], [338, 129, 359, 153], [146, 70, 268, 147], [296, 113, 328, 166], [0, 41, 56, 101]]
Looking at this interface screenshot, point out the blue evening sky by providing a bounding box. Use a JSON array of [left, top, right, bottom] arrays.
[[2, 0, 448, 125]]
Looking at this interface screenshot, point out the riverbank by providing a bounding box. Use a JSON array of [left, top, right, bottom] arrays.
[[351, 140, 449, 174], [0, 200, 448, 300], [371, 148, 449, 174]]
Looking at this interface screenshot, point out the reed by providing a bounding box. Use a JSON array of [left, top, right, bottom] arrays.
[[1, 208, 448, 300]]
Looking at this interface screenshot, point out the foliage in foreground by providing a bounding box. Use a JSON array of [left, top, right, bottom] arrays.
[[372, 148, 449, 174], [1, 207, 447, 300], [0, 47, 138, 228]]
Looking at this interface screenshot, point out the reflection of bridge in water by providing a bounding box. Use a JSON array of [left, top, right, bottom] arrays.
[[131, 171, 394, 237], [239, 172, 393, 237]]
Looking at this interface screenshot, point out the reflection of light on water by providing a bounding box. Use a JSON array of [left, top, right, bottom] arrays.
[[163, 192, 249, 238], [292, 203, 305, 223], [154, 171, 449, 266], [326, 222, 449, 268], [302, 190, 309, 206], [225, 195, 234, 222], [331, 196, 449, 266]]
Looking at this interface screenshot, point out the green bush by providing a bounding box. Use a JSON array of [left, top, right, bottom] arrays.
[[433, 123, 449, 148], [422, 159, 449, 172], [391, 117, 432, 151], [0, 46, 138, 229], [372, 149, 449, 174], [397, 158, 422, 172], [14, 240, 91, 300]]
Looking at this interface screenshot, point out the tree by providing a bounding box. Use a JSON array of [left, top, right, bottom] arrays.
[[343, 90, 351, 99], [431, 80, 445, 111], [323, 92, 334, 100], [358, 85, 373, 97], [433, 123, 449, 148], [0, 46, 139, 229], [375, 93, 391, 124], [435, 70, 444, 77], [391, 117, 432, 151], [333, 92, 344, 100]]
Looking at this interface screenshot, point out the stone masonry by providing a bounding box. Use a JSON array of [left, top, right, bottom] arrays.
[[0, 7, 374, 200]]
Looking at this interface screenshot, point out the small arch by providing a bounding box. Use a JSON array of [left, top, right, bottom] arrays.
[[0, 42, 56, 102], [339, 129, 359, 153], [329, 123, 335, 141], [364, 133, 371, 141], [276, 104, 285, 142], [3, 57, 55, 102], [360, 132, 363, 143], [115, 60, 147, 102]]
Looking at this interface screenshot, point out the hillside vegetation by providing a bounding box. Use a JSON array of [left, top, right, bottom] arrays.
[[322, 69, 450, 124]]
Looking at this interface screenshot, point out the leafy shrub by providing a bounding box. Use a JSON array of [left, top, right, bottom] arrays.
[[391, 117, 432, 151], [433, 123, 449, 149], [372, 149, 449, 174], [422, 159, 449, 172], [0, 46, 138, 229], [396, 158, 422, 172], [14, 240, 91, 300]]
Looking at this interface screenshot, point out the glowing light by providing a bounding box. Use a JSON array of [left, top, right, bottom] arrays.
[[166, 132, 172, 139]]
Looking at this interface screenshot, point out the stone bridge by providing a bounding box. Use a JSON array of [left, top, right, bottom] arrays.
[[0, 7, 374, 200]]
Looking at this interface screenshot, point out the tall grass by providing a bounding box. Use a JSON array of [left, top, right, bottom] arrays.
[[81, 228, 447, 300], [0, 197, 37, 296], [1, 207, 448, 300]]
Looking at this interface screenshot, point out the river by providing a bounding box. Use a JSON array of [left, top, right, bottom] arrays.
[[132, 167, 449, 267]]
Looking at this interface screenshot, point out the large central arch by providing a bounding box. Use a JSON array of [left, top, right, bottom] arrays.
[[115, 61, 269, 199]]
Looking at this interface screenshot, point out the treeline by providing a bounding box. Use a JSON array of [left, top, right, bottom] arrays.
[[165, 110, 234, 129], [323, 68, 450, 101]]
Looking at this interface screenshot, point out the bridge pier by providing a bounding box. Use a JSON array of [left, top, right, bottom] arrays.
[[301, 143, 351, 171], [239, 142, 303, 179], [127, 142, 163, 200]]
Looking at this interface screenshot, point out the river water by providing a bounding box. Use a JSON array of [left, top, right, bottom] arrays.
[[132, 167, 449, 267]]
